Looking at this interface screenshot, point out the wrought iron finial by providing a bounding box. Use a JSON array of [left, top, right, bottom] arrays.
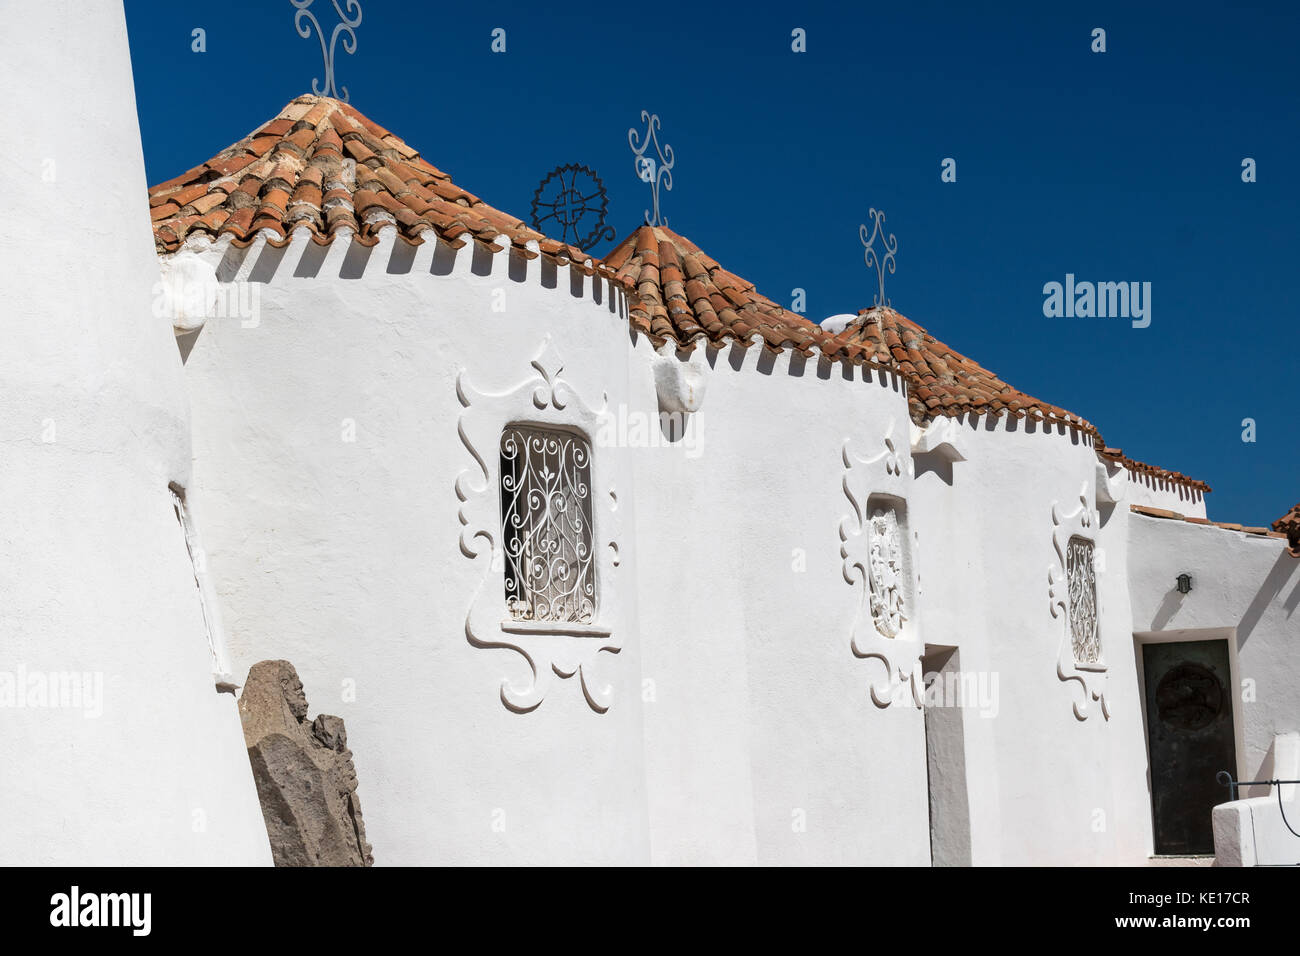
[[859, 208, 898, 308], [530, 164, 617, 251], [291, 0, 363, 102], [628, 111, 674, 227]]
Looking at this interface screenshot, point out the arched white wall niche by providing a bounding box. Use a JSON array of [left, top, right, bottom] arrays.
[[456, 338, 623, 714], [1050, 485, 1110, 720], [840, 426, 923, 708]]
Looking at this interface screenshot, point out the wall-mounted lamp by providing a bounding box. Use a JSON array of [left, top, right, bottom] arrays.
[[1175, 573, 1193, 595]]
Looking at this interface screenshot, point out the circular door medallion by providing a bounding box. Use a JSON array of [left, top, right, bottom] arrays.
[[1156, 662, 1223, 731]]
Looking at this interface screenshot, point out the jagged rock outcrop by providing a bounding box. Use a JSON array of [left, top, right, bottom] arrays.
[[239, 660, 374, 867]]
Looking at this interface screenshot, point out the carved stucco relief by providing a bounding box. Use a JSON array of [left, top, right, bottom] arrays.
[[1050, 486, 1109, 720], [456, 338, 622, 714], [840, 426, 923, 708], [868, 508, 907, 638]]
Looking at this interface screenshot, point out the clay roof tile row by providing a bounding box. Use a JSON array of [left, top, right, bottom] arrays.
[[604, 225, 883, 368], [148, 94, 597, 272], [605, 226, 1223, 495], [152, 96, 1223, 500], [1098, 447, 1212, 493], [608, 226, 1104, 430], [1272, 503, 1300, 556], [1132, 504, 1289, 543]]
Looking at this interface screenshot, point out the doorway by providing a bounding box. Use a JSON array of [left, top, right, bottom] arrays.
[[1141, 638, 1237, 855], [921, 645, 972, 866]]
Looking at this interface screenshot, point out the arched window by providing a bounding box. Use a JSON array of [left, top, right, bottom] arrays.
[[499, 424, 596, 624]]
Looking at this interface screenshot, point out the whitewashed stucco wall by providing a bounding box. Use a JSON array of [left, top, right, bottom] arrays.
[[1128, 516, 1300, 793], [908, 417, 1159, 865], [1, 1, 1286, 870], [0, 1, 271, 865], [627, 340, 929, 865], [184, 232, 650, 864], [180, 228, 931, 864], [1125, 469, 1208, 518], [182, 216, 1299, 867], [175, 215, 1300, 868]]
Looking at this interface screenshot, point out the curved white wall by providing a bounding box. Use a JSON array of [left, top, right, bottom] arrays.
[[175, 214, 1300, 867], [0, 1, 271, 865], [628, 340, 928, 865], [179, 225, 932, 864], [184, 232, 650, 864], [909, 417, 1152, 864], [182, 212, 1300, 867], [1125, 468, 1207, 518], [0, 1, 1287, 870]]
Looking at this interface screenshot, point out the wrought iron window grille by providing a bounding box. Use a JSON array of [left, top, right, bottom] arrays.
[[498, 424, 597, 625]]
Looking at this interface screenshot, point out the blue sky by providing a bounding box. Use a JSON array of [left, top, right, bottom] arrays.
[[125, 0, 1298, 527]]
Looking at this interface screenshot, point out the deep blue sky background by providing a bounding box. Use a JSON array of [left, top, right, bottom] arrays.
[[124, 0, 1298, 527]]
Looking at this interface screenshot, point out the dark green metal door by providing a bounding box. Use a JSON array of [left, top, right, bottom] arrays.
[[1142, 638, 1236, 855]]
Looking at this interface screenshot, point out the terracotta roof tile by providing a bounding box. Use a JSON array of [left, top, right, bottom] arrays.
[[154, 100, 1213, 497], [607, 225, 859, 364], [149, 94, 598, 271], [1098, 447, 1212, 493], [1272, 503, 1300, 555], [821, 305, 1095, 430], [167, 182, 211, 207], [609, 223, 1213, 492], [1132, 504, 1290, 543]]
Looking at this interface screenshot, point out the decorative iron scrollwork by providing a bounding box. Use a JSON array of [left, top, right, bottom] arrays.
[[859, 208, 898, 308], [291, 0, 363, 102], [529, 164, 616, 251], [500, 425, 596, 625], [628, 111, 674, 227], [456, 340, 623, 713]]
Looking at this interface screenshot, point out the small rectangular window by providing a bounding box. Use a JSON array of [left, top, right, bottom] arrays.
[[499, 424, 596, 624], [1067, 536, 1099, 664]]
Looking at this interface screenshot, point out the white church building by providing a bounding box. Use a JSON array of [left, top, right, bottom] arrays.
[[3, 2, 1297, 867]]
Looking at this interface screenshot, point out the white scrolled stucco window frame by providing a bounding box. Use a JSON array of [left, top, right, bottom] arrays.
[[455, 338, 623, 714], [840, 422, 923, 709], [1050, 485, 1110, 720]]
